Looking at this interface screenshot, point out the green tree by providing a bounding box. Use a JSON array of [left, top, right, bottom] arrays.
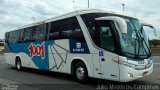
[[0, 42, 4, 46], [149, 39, 160, 46]]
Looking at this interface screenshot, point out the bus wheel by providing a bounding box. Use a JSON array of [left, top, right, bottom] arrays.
[[16, 58, 22, 71], [74, 62, 88, 83]]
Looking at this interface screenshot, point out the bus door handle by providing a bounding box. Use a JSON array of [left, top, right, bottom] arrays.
[[101, 58, 105, 62]]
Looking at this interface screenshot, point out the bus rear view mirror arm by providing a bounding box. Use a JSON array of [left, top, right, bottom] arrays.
[[96, 16, 127, 34], [142, 23, 157, 37]]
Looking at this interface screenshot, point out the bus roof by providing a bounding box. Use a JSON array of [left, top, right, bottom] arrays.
[[10, 8, 138, 31]]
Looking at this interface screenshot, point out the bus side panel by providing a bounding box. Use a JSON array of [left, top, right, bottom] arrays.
[[4, 43, 17, 66], [16, 52, 38, 69], [48, 40, 70, 72], [5, 42, 41, 69], [48, 39, 94, 77], [4, 53, 16, 66], [5, 41, 54, 70]]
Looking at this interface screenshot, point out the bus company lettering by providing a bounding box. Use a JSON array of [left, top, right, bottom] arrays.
[[28, 42, 45, 59]]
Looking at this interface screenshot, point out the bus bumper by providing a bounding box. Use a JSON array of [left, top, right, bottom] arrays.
[[119, 64, 153, 82]]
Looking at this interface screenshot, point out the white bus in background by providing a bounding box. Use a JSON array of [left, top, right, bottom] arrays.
[[4, 9, 156, 82]]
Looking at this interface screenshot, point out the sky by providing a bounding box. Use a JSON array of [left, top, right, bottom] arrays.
[[0, 0, 160, 39]]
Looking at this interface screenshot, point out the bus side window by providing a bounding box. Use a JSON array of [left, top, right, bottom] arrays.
[[49, 20, 61, 40], [100, 26, 115, 51], [5, 33, 9, 43], [81, 14, 99, 45], [98, 21, 115, 51], [19, 29, 24, 43], [49, 17, 86, 42], [23, 27, 35, 42], [35, 24, 46, 41], [8, 30, 20, 44]]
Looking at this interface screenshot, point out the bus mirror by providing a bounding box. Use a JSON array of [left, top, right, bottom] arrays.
[[142, 23, 157, 37], [96, 16, 127, 34]]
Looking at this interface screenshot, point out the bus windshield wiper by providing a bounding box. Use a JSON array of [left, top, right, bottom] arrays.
[[137, 29, 151, 57], [134, 29, 151, 59]]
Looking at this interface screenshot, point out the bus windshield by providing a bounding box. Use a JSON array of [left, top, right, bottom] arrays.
[[120, 18, 151, 59], [81, 13, 151, 59]]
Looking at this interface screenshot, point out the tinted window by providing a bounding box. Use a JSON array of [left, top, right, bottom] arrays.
[[21, 24, 46, 42], [8, 30, 20, 44], [81, 13, 116, 51], [49, 17, 85, 42], [5, 32, 9, 43], [35, 24, 46, 41], [98, 21, 115, 51], [23, 27, 35, 42], [19, 29, 24, 43], [81, 13, 109, 45]]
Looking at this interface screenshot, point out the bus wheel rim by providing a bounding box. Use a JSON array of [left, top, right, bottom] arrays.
[[17, 62, 21, 69], [76, 66, 85, 80]]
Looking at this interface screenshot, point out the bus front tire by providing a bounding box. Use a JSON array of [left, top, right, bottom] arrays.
[[74, 62, 88, 83]]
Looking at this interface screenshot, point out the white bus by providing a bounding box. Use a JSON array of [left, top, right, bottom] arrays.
[[4, 9, 156, 82]]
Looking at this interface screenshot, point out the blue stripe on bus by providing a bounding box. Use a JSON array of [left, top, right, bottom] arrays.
[[9, 40, 54, 70], [8, 39, 90, 70]]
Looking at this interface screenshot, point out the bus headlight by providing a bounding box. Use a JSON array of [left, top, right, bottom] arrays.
[[119, 60, 136, 69], [128, 73, 134, 78]]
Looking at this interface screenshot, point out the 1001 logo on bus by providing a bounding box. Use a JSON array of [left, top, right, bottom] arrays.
[[28, 42, 45, 59]]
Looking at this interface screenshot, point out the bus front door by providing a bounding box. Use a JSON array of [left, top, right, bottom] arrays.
[[98, 23, 120, 81], [99, 51, 120, 81]]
